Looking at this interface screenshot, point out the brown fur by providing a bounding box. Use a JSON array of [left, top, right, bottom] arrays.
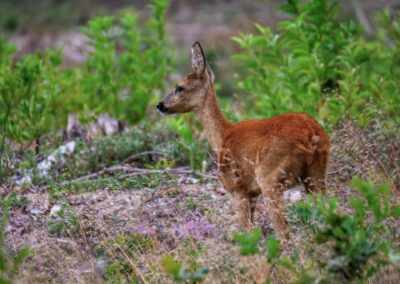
[[157, 42, 330, 242]]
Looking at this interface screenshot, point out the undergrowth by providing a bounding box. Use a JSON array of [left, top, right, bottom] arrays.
[[234, 178, 400, 283]]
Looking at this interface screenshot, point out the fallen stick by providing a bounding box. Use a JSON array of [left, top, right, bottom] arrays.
[[122, 150, 171, 164], [42, 165, 217, 189], [119, 167, 217, 180]]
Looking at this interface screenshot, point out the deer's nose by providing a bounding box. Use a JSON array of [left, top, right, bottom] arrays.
[[156, 102, 167, 114]]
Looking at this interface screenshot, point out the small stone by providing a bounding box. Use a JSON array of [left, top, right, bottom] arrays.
[[50, 204, 62, 217]]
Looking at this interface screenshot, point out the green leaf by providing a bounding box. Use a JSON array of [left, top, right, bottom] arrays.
[[279, 0, 299, 16], [392, 205, 400, 218], [161, 255, 208, 282], [332, 227, 345, 238], [265, 235, 281, 262], [350, 176, 371, 194], [161, 255, 182, 280], [234, 227, 262, 255], [376, 181, 391, 197], [12, 247, 33, 274], [277, 256, 295, 270], [295, 202, 313, 219], [349, 198, 366, 220]]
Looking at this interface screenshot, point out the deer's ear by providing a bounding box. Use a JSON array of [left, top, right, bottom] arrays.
[[191, 42, 206, 76]]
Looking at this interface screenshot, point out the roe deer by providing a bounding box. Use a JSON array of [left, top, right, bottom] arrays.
[[157, 42, 329, 242]]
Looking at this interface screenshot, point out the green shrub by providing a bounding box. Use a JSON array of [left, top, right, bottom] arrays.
[[234, 177, 400, 283], [0, 42, 64, 146], [0, 42, 67, 183], [81, 0, 172, 124], [233, 0, 400, 127], [0, 0, 173, 182], [294, 178, 400, 282]]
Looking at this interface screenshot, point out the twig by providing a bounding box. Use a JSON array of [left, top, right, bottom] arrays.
[[119, 167, 218, 180], [70, 164, 135, 183], [122, 150, 171, 164], [42, 165, 217, 189]]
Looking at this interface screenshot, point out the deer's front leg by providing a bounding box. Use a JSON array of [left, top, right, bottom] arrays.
[[249, 195, 259, 224], [237, 196, 259, 230], [237, 197, 252, 230]]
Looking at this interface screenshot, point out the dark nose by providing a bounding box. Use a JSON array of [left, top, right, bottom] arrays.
[[156, 102, 167, 113]]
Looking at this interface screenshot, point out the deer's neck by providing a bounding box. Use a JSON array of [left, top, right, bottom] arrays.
[[194, 85, 232, 153]]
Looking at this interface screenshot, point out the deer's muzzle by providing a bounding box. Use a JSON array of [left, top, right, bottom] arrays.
[[156, 102, 168, 114]]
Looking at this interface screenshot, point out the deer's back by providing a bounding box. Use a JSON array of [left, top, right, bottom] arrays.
[[221, 113, 329, 173]]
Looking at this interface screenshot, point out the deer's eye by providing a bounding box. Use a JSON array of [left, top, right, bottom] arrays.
[[175, 86, 184, 93]]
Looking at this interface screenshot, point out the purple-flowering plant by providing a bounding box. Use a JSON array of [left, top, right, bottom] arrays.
[[176, 213, 215, 241]]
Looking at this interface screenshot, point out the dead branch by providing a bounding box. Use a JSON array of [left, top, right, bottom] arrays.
[[119, 167, 218, 180], [122, 150, 171, 164], [42, 164, 217, 189]]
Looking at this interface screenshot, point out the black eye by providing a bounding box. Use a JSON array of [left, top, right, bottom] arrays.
[[175, 86, 184, 93]]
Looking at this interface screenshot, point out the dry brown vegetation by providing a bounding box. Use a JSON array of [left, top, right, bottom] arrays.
[[2, 121, 399, 283]]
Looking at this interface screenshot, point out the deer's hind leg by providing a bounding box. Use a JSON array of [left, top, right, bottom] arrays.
[[254, 139, 305, 242], [255, 169, 289, 241], [303, 149, 329, 195]]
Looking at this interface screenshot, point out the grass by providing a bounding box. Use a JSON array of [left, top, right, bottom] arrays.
[[1, 120, 399, 283], [4, 120, 212, 193]]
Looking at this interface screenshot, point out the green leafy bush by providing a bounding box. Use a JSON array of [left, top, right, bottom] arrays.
[[235, 177, 400, 283], [0, 42, 63, 146], [81, 0, 172, 124], [233, 0, 400, 127], [0, 0, 173, 181], [295, 178, 400, 282], [0, 41, 67, 183]]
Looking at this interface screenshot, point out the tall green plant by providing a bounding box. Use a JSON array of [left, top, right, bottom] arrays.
[[233, 0, 400, 127], [0, 38, 16, 180], [0, 40, 64, 151], [0, 0, 173, 181], [81, 0, 172, 124]]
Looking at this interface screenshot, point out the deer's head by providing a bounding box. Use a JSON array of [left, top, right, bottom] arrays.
[[157, 42, 214, 114]]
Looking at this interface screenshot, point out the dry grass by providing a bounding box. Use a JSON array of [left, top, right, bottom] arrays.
[[3, 122, 400, 283]]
